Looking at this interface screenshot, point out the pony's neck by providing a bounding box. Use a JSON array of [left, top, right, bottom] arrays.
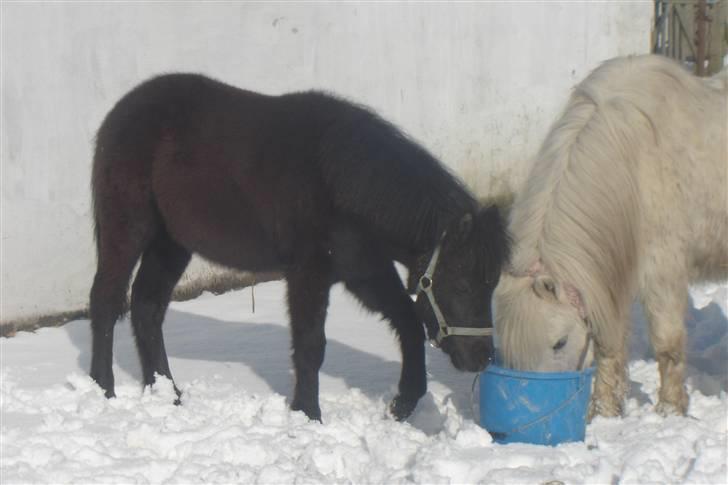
[[317, 97, 476, 255]]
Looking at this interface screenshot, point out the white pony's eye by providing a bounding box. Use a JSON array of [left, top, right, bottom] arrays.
[[553, 336, 568, 352], [544, 280, 556, 295]]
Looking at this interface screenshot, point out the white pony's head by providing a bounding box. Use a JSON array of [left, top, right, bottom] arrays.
[[494, 263, 593, 371]]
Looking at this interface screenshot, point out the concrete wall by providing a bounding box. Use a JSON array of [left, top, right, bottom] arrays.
[[0, 2, 652, 323]]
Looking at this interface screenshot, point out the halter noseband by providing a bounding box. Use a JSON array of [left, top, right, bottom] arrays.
[[416, 233, 494, 347]]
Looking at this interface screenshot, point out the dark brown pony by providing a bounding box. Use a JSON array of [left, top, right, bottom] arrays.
[[90, 73, 509, 421]]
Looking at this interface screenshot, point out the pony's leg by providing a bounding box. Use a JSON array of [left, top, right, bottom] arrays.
[[589, 340, 629, 419], [341, 264, 426, 421], [286, 255, 332, 421], [90, 233, 147, 398], [329, 226, 425, 420], [130, 231, 191, 402], [640, 270, 689, 416]]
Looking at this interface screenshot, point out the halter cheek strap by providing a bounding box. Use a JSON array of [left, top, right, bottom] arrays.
[[576, 330, 593, 371], [417, 235, 494, 347]]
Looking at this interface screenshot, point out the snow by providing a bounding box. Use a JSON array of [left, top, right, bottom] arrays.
[[691, 284, 727, 317], [2, 281, 726, 484]]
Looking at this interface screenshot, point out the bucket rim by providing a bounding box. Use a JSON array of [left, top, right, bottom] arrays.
[[483, 363, 595, 380]]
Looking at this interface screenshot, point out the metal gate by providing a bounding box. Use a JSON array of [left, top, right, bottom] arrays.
[[653, 0, 727, 76]]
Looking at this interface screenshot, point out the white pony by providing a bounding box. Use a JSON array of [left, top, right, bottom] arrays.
[[495, 55, 727, 418]]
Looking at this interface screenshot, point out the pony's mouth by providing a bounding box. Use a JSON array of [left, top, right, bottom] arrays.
[[449, 353, 489, 372], [442, 337, 493, 372]]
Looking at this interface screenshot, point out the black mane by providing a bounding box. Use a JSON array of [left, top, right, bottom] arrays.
[[297, 91, 478, 250]]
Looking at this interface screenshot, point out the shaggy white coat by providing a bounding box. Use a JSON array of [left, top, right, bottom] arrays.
[[495, 55, 727, 417]]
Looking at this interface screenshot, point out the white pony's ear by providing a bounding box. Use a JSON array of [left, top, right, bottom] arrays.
[[532, 275, 558, 301], [564, 282, 587, 320]]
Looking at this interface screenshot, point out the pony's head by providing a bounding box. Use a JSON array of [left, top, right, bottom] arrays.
[[413, 205, 510, 372], [494, 263, 594, 372]]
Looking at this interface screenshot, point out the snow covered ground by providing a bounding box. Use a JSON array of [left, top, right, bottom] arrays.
[[2, 280, 726, 484]]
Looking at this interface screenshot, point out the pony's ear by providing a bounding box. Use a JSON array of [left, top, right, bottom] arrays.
[[532, 275, 558, 301], [457, 212, 473, 241], [563, 282, 587, 319]]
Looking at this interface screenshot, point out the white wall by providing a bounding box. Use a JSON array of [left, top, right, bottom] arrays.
[[0, 2, 652, 323]]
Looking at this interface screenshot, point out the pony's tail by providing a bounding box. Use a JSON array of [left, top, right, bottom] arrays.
[[90, 75, 177, 251], [90, 137, 103, 247], [90, 114, 120, 250]]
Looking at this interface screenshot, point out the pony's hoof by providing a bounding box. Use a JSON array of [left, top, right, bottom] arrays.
[[90, 373, 115, 399], [655, 399, 687, 417], [656, 385, 688, 416], [93, 381, 115, 399], [291, 400, 322, 422], [389, 395, 417, 421], [173, 386, 182, 406], [588, 397, 623, 420]]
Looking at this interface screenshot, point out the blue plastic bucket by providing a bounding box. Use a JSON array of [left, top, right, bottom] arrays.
[[479, 364, 594, 446]]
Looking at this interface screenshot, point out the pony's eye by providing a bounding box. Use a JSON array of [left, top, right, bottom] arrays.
[[553, 337, 568, 352], [456, 280, 471, 293]]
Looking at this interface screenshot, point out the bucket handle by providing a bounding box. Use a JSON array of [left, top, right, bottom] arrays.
[[479, 373, 592, 442]]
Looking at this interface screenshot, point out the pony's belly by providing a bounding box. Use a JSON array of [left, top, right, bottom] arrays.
[[155, 183, 282, 272], [186, 229, 282, 273]]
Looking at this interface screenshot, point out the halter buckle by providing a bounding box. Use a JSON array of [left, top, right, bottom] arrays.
[[419, 275, 432, 290]]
